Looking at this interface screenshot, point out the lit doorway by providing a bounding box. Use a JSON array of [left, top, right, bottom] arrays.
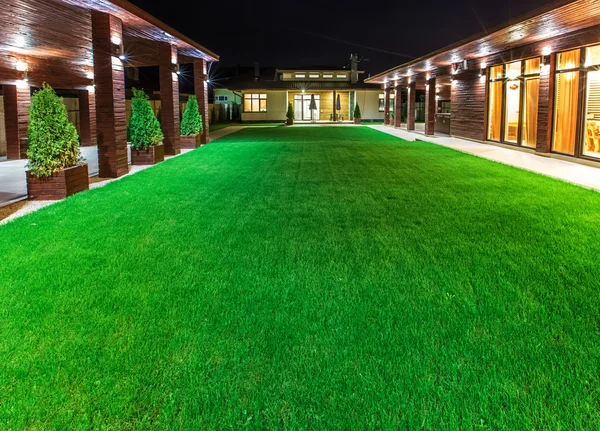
[[294, 94, 320, 121]]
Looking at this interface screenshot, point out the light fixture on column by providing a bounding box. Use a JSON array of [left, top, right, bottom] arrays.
[[111, 36, 126, 61], [86, 71, 94, 80]]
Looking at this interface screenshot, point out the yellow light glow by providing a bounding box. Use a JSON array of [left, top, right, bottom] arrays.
[[16, 60, 27, 71], [111, 35, 121, 45]]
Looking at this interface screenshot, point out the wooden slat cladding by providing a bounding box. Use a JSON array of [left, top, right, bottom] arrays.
[[407, 81, 416, 130], [450, 73, 486, 141], [3, 84, 31, 159], [193, 58, 210, 145], [536, 53, 556, 153], [78, 89, 97, 146], [26, 164, 89, 200], [394, 86, 402, 127], [92, 11, 128, 178], [0, 0, 93, 89], [424, 77, 436, 135], [368, 0, 600, 85], [159, 43, 180, 156]]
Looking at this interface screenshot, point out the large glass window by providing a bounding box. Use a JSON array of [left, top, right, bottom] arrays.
[[243, 94, 267, 112], [487, 58, 540, 146], [552, 49, 581, 155], [582, 47, 600, 159]]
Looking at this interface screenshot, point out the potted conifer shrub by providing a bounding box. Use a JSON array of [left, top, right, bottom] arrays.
[[26, 83, 88, 200], [286, 102, 294, 126], [180, 94, 203, 149], [129, 88, 165, 165], [354, 104, 362, 124]]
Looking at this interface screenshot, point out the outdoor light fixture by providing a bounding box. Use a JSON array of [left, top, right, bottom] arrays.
[[14, 35, 26, 48], [542, 46, 552, 56], [111, 35, 121, 46], [86, 71, 94, 80], [16, 60, 27, 71], [118, 54, 126, 61], [86, 85, 95, 93]]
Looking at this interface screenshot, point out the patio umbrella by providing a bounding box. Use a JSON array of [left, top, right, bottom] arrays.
[[309, 94, 317, 123], [336, 94, 341, 121]]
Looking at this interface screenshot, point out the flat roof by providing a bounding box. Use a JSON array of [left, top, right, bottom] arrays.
[[366, 0, 594, 84]]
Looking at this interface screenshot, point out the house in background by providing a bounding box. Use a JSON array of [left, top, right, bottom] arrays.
[[214, 56, 385, 123]]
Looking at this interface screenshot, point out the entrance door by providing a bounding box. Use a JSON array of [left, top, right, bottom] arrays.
[[294, 94, 320, 120]]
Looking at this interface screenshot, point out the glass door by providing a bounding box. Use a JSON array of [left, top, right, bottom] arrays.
[[294, 94, 320, 120]]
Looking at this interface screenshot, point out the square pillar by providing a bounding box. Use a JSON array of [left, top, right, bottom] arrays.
[[159, 43, 180, 155], [3, 84, 31, 160], [78, 89, 97, 147], [91, 11, 128, 178], [394, 85, 402, 128], [536, 53, 556, 153], [407, 81, 416, 131], [383, 87, 391, 125], [424, 77, 436, 136], [193, 58, 210, 145]]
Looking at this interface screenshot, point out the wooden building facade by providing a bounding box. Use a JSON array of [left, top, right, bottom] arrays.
[[366, 0, 600, 165], [0, 0, 218, 177]]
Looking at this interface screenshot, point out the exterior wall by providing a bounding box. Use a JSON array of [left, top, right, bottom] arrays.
[[355, 91, 383, 121], [214, 89, 241, 104], [0, 95, 6, 156], [241, 90, 287, 122], [450, 73, 486, 141]]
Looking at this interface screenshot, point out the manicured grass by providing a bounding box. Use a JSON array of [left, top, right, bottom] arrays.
[[2, 127, 600, 429]]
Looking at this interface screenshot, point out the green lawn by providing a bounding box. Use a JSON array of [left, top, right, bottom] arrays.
[[2, 127, 600, 429]]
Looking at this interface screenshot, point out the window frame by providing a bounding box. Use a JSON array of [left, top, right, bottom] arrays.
[[243, 93, 268, 113]]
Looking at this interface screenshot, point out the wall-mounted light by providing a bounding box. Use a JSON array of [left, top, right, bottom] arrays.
[[86, 71, 94, 80], [86, 85, 95, 93], [111, 35, 121, 46], [17, 79, 29, 88], [542, 46, 552, 56], [16, 60, 27, 71]]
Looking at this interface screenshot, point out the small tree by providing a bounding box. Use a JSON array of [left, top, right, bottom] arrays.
[[180, 95, 203, 136], [129, 88, 163, 150], [353, 103, 362, 119], [286, 102, 294, 120], [26, 83, 81, 178]]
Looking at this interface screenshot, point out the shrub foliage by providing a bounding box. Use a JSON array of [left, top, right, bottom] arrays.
[[180, 95, 203, 136], [353, 104, 362, 119], [26, 83, 81, 178], [286, 102, 294, 120], [129, 88, 164, 150]]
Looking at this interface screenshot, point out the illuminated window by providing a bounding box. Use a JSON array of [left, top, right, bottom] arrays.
[[336, 74, 347, 79], [378, 94, 395, 112], [557, 49, 581, 70], [309, 73, 320, 79], [487, 58, 540, 146], [243, 94, 267, 112], [323, 74, 333, 79], [585, 45, 600, 67], [553, 49, 581, 154], [295, 73, 306, 79]]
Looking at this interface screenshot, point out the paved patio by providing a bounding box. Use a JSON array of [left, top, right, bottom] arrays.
[[370, 125, 600, 192]]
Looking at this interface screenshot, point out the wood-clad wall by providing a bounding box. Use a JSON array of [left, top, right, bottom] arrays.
[[0, 0, 94, 89], [450, 73, 487, 141]]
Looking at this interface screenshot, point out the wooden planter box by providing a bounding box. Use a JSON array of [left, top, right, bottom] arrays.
[[286, 118, 294, 126], [354, 118, 361, 125], [27, 164, 89, 201], [131, 143, 164, 165], [180, 134, 201, 149]]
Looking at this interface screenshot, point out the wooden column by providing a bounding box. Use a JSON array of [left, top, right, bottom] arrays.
[[536, 54, 556, 153], [407, 81, 416, 131], [383, 86, 391, 125], [424, 77, 436, 136], [394, 85, 402, 128], [4, 84, 31, 160], [333, 90, 337, 121], [193, 58, 210, 145], [78, 89, 97, 147], [159, 43, 180, 155], [91, 11, 128, 178]]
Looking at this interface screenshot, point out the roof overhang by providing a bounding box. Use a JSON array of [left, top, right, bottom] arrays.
[[366, 0, 595, 85], [61, 0, 219, 62]]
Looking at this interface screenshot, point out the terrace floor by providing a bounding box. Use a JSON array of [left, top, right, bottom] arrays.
[[1, 126, 600, 428]]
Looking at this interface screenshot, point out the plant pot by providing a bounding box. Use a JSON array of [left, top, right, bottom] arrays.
[[131, 143, 165, 165], [27, 164, 89, 201], [180, 134, 201, 149], [286, 118, 294, 126], [354, 118, 361, 125]]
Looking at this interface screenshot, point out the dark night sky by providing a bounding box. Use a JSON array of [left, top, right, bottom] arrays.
[[129, 0, 552, 75]]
